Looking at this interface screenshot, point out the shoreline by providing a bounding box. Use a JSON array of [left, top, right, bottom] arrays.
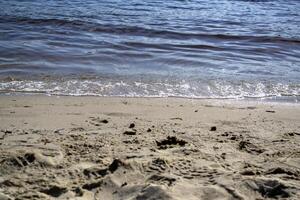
[[1, 92, 299, 105], [0, 95, 300, 199]]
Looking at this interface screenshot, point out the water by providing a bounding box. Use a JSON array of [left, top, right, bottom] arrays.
[[0, 0, 300, 101]]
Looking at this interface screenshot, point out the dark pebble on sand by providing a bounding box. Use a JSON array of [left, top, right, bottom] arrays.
[[221, 153, 226, 159], [147, 128, 152, 132], [241, 170, 256, 176], [54, 129, 64, 134], [156, 136, 187, 149], [230, 136, 237, 140], [40, 185, 68, 197], [129, 123, 135, 128], [221, 132, 229, 136], [100, 119, 109, 124], [210, 126, 217, 131], [123, 130, 136, 135], [5, 130, 12, 134], [266, 110, 275, 113]]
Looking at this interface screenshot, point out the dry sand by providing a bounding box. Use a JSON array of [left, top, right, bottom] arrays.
[[0, 95, 299, 200]]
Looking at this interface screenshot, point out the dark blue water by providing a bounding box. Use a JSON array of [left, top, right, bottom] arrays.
[[0, 0, 300, 100]]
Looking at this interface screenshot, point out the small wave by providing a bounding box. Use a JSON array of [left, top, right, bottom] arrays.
[[0, 79, 299, 102], [0, 16, 85, 27], [2, 16, 300, 45]]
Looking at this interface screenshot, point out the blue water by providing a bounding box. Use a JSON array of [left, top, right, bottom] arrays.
[[0, 0, 300, 100]]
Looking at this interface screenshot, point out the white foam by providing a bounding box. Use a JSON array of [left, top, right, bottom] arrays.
[[0, 79, 299, 102]]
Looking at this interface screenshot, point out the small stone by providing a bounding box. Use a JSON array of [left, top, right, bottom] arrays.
[[266, 110, 275, 113], [54, 129, 64, 134], [123, 130, 136, 135], [147, 128, 152, 132], [241, 170, 256, 176], [210, 126, 217, 131], [230, 136, 237, 140], [100, 119, 109, 124], [40, 185, 68, 197], [221, 153, 226, 159], [121, 182, 127, 187], [221, 132, 229, 136], [129, 123, 135, 128]]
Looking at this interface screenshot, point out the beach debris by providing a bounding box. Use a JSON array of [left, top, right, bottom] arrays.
[[0, 179, 21, 188], [147, 128, 152, 132], [285, 132, 300, 137], [123, 138, 139, 144], [123, 130, 136, 135], [73, 187, 83, 196], [82, 180, 103, 191], [40, 185, 68, 197], [230, 136, 237, 140], [70, 127, 85, 132], [3, 153, 36, 168], [108, 158, 126, 173], [221, 153, 226, 159], [265, 167, 299, 177], [83, 167, 108, 178], [89, 117, 109, 126], [149, 158, 168, 172], [266, 110, 275, 113], [238, 141, 264, 154], [210, 126, 217, 131], [148, 174, 176, 186], [121, 182, 127, 187], [243, 179, 290, 198], [4, 130, 12, 134], [170, 117, 183, 120], [240, 170, 257, 176], [129, 123, 135, 128], [100, 119, 109, 124], [221, 132, 229, 136], [156, 136, 187, 149], [54, 128, 64, 134], [83, 159, 127, 180]]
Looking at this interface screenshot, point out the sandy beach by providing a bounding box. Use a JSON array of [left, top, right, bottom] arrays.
[[0, 95, 299, 200]]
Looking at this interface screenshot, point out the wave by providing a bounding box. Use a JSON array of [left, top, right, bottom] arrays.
[[1, 16, 300, 44], [0, 79, 299, 102]]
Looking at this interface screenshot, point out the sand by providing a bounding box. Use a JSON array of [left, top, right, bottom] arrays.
[[0, 95, 299, 200]]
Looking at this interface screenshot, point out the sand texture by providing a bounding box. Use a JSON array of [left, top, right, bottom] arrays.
[[0, 96, 300, 200]]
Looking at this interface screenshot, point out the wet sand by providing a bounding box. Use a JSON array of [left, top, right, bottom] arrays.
[[0, 96, 299, 200]]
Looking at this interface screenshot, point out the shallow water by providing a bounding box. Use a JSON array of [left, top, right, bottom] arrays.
[[0, 0, 299, 100]]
